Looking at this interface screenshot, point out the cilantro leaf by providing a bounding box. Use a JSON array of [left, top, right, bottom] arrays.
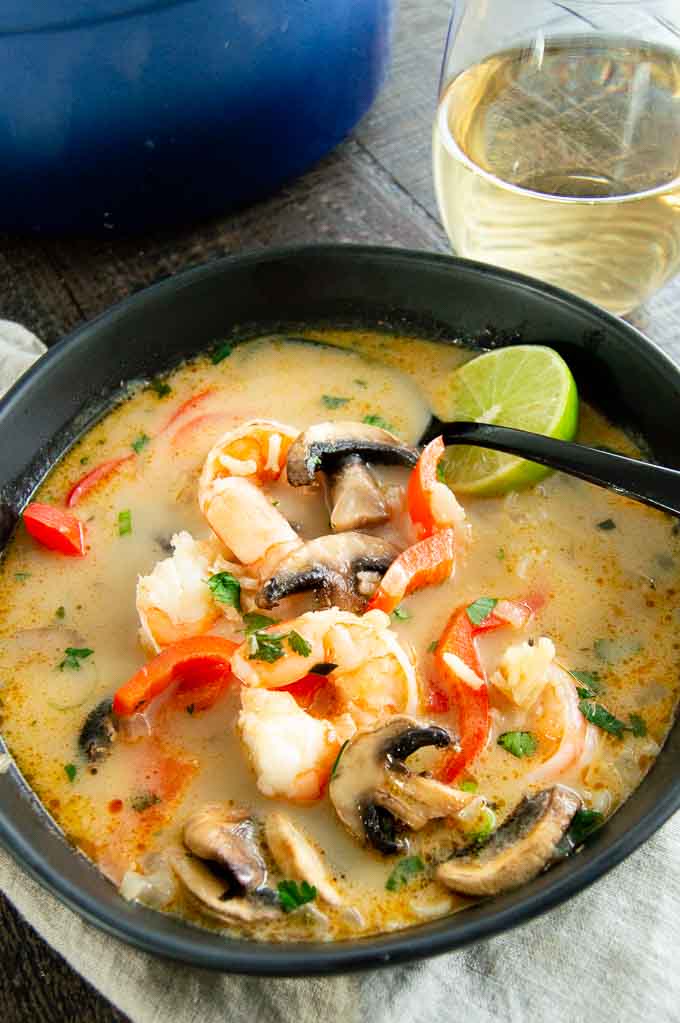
[[208, 571, 241, 610], [242, 612, 279, 635], [287, 630, 312, 657], [131, 433, 150, 454], [130, 791, 161, 813], [427, 640, 439, 653], [118, 509, 132, 536], [498, 731, 537, 758], [354, 378, 367, 388], [496, 547, 506, 561], [277, 879, 317, 913], [64, 763, 77, 783], [321, 395, 350, 409], [628, 713, 647, 737], [466, 597, 498, 625], [467, 807, 496, 848], [386, 855, 425, 892], [150, 378, 171, 398], [460, 780, 477, 793], [596, 518, 616, 531], [392, 606, 410, 621], [363, 414, 394, 431], [248, 631, 286, 663], [568, 808, 604, 845], [55, 606, 66, 619], [579, 700, 627, 737], [212, 342, 233, 364], [59, 647, 94, 671], [14, 572, 31, 582], [569, 670, 602, 698], [330, 739, 350, 780], [310, 662, 337, 676]]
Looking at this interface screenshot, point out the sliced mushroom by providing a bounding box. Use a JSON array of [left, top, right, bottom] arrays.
[[256, 532, 398, 612], [170, 852, 279, 925], [78, 698, 118, 763], [265, 812, 341, 907], [328, 454, 389, 531], [182, 803, 267, 892], [329, 716, 477, 854], [287, 422, 419, 487], [286, 421, 418, 532], [436, 785, 581, 897]]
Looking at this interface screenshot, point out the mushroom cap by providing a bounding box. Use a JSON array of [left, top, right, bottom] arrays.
[[182, 803, 268, 893], [265, 812, 341, 907], [330, 716, 474, 854], [79, 698, 118, 763], [256, 532, 399, 612], [436, 785, 581, 897], [286, 421, 418, 487], [170, 851, 279, 925]]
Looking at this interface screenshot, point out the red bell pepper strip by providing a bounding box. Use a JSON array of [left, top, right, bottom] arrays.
[[113, 635, 238, 717], [434, 598, 533, 782], [280, 673, 330, 713], [407, 435, 463, 538], [367, 527, 456, 615], [160, 387, 215, 433], [23, 502, 87, 556], [66, 454, 133, 507]]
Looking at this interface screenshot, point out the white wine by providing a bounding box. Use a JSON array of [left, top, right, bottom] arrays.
[[433, 37, 680, 314]]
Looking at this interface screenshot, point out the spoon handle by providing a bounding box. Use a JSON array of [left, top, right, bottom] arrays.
[[439, 421, 680, 518]]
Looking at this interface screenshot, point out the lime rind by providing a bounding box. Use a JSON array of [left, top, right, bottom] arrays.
[[440, 345, 579, 496]]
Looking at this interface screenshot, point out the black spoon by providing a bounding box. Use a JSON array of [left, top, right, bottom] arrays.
[[420, 419, 680, 519]]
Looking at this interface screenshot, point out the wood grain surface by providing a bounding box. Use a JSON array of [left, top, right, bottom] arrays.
[[1, 2, 679, 1020]]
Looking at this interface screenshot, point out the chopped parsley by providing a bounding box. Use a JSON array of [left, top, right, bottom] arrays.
[[242, 612, 279, 635], [64, 763, 77, 783], [330, 739, 350, 780], [310, 662, 337, 676], [149, 377, 172, 398], [208, 571, 241, 610], [466, 596, 497, 625], [496, 547, 506, 561], [427, 640, 439, 654], [55, 606, 66, 619], [131, 433, 150, 454], [386, 855, 424, 892], [80, 456, 89, 465], [468, 807, 496, 847], [354, 379, 367, 388], [59, 647, 94, 671], [118, 509, 132, 536], [321, 395, 350, 409], [277, 879, 317, 913], [130, 791, 161, 813], [211, 342, 233, 364], [363, 414, 394, 431], [14, 572, 31, 582], [497, 731, 537, 758], [287, 630, 312, 657], [460, 780, 478, 793], [569, 670, 602, 699], [597, 518, 616, 531], [392, 606, 410, 621]]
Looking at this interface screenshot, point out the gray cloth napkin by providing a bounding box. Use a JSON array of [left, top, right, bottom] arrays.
[[1, 326, 678, 1023]]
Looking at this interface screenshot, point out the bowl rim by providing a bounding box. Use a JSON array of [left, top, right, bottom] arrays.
[[1, 242, 679, 974]]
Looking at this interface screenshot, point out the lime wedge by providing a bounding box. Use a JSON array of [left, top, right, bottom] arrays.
[[440, 345, 578, 496]]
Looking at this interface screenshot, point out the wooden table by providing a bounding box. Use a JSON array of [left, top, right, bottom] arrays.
[[1, 3, 679, 1019]]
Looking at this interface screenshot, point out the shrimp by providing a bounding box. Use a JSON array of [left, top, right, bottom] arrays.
[[136, 531, 251, 652], [490, 637, 598, 782], [198, 420, 301, 568], [234, 607, 420, 801]]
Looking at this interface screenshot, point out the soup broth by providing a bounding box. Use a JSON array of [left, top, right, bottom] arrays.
[[0, 332, 678, 941]]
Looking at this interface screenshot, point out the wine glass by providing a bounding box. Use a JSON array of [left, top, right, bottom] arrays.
[[433, 1, 680, 315]]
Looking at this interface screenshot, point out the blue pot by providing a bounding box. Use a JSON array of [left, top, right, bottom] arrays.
[[0, 1, 394, 234]]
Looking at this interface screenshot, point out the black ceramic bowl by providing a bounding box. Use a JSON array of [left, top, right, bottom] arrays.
[[0, 245, 679, 974]]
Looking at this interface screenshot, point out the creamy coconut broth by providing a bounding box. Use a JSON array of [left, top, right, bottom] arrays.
[[0, 332, 678, 941]]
